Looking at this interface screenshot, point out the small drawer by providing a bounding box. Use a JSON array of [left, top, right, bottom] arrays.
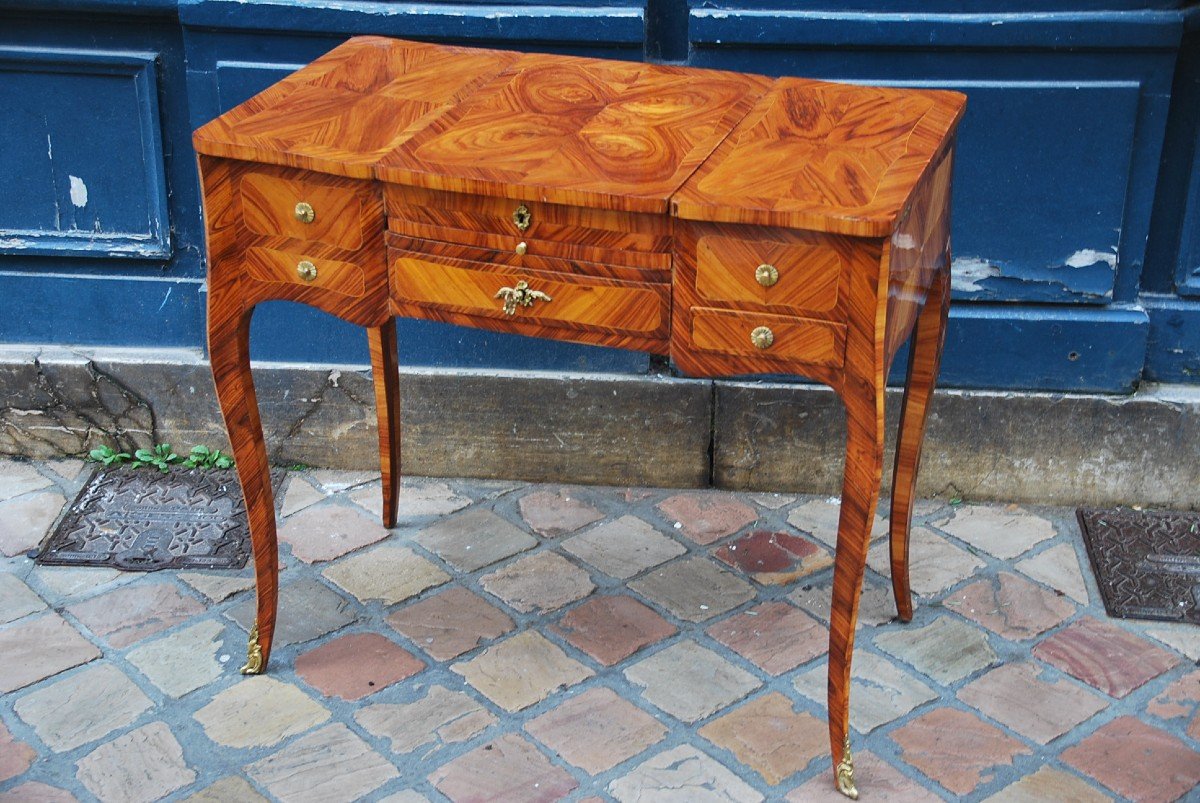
[[239, 170, 374, 251], [695, 235, 842, 314], [691, 308, 845, 368], [244, 247, 366, 298], [389, 246, 668, 339]]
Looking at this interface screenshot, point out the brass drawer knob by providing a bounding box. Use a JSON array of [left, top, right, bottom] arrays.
[[750, 326, 774, 350], [512, 204, 531, 232], [755, 263, 779, 287], [495, 280, 551, 315], [294, 202, 315, 224], [515, 241, 528, 256], [297, 260, 318, 282]]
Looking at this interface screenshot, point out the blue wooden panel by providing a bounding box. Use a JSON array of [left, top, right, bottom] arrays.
[[1143, 297, 1200, 381], [0, 46, 171, 259]]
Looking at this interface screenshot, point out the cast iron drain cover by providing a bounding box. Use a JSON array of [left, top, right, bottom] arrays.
[[38, 467, 284, 572], [1077, 507, 1200, 624]]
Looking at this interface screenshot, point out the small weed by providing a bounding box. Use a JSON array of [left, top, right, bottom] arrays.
[[182, 445, 235, 470], [949, 496, 963, 507], [88, 442, 234, 471], [131, 443, 181, 473], [88, 445, 131, 466]]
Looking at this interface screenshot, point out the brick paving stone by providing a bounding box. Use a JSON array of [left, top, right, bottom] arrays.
[[891, 707, 1033, 796], [935, 503, 1055, 559], [0, 573, 46, 625], [1145, 622, 1200, 662], [794, 653, 936, 733], [714, 529, 832, 585], [706, 601, 826, 676], [1014, 542, 1090, 604], [517, 488, 604, 536], [415, 508, 536, 572], [226, 577, 355, 647], [277, 504, 389, 563], [75, 721, 196, 803], [0, 490, 66, 557], [310, 469, 378, 492], [387, 586, 514, 661], [609, 744, 763, 803], [624, 640, 760, 723], [629, 556, 755, 622], [786, 750, 943, 802], [867, 527, 985, 597], [67, 580, 204, 648], [14, 663, 152, 752], [789, 575, 896, 628], [1033, 616, 1179, 698], [126, 619, 224, 698], [30, 566, 122, 598], [350, 479, 472, 522], [480, 551, 595, 614], [657, 492, 758, 545], [451, 630, 593, 712], [958, 662, 1108, 744], [874, 615, 997, 685], [786, 498, 887, 547], [194, 676, 330, 749], [280, 476, 326, 517], [0, 719, 36, 782], [699, 691, 826, 785], [429, 733, 578, 803], [0, 460, 52, 501], [323, 544, 449, 605], [551, 594, 676, 666], [0, 612, 100, 693], [945, 571, 1075, 641], [246, 723, 399, 803], [182, 777, 270, 803], [1061, 716, 1200, 803], [983, 766, 1112, 803], [526, 687, 667, 774], [561, 515, 685, 579], [295, 632, 423, 701], [0, 781, 77, 802], [178, 571, 255, 602], [356, 684, 496, 754], [1147, 668, 1200, 741], [378, 793, 431, 803], [748, 492, 795, 510]]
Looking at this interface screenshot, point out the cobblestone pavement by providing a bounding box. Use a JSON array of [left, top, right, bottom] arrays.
[[1, 458, 1198, 802]]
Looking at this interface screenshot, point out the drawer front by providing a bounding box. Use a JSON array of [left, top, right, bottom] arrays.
[[695, 235, 842, 314], [240, 171, 373, 251], [244, 246, 366, 298], [691, 308, 845, 368], [390, 247, 668, 338]]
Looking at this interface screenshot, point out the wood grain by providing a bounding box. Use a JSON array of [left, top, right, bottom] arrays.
[[244, 247, 366, 298], [368, 320, 402, 529], [691, 309, 846, 368], [695, 234, 842, 313], [240, 171, 367, 250]]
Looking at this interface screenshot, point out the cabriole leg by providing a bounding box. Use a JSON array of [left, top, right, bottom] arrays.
[[368, 320, 402, 528]]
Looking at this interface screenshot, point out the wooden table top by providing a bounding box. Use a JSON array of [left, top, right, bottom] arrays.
[[194, 35, 965, 234]]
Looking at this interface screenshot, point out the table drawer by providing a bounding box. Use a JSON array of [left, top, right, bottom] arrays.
[[691, 308, 845, 368], [244, 246, 366, 298], [695, 234, 843, 314], [239, 169, 377, 251], [389, 246, 668, 339]]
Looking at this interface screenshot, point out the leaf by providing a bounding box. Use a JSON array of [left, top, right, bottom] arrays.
[[134, 449, 154, 462]]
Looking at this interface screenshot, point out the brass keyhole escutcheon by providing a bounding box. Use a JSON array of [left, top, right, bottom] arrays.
[[512, 204, 531, 232], [515, 241, 528, 256], [750, 326, 774, 350], [755, 263, 779, 287], [294, 202, 315, 224], [297, 260, 318, 282]]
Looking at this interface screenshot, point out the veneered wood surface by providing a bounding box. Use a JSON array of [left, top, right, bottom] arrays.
[[378, 55, 772, 212], [193, 37, 518, 178], [672, 77, 966, 235], [244, 247, 366, 298], [691, 309, 846, 368], [695, 234, 842, 313], [240, 172, 367, 250], [368, 321, 402, 529]]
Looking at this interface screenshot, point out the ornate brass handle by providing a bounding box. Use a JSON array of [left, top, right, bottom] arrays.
[[297, 260, 318, 282], [512, 204, 531, 232], [495, 280, 551, 315], [750, 326, 774, 350], [294, 202, 315, 224], [755, 263, 779, 287]]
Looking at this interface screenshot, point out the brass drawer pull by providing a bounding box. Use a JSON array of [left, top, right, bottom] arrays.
[[515, 241, 528, 256], [512, 204, 531, 232], [495, 280, 551, 315], [750, 326, 774, 349], [297, 260, 318, 282], [755, 263, 779, 287], [294, 202, 315, 224]]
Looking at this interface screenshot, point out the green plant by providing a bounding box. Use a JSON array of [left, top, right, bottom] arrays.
[[182, 444, 235, 469], [88, 444, 131, 466], [131, 443, 181, 473]]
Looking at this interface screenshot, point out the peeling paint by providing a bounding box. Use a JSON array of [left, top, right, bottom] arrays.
[[1064, 249, 1117, 269], [892, 232, 917, 250], [68, 176, 88, 208], [951, 257, 1001, 293]]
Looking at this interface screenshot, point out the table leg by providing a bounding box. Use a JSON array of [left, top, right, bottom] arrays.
[[367, 320, 401, 528], [208, 300, 278, 675], [887, 264, 951, 622], [827, 384, 885, 800]]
